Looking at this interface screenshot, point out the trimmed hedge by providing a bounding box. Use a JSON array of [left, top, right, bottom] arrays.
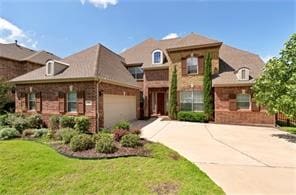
[[177, 111, 207, 122], [0, 127, 19, 140], [95, 133, 116, 153], [74, 116, 90, 133], [120, 134, 141, 148], [60, 116, 76, 129]]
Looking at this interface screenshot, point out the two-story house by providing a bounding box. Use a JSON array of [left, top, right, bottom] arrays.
[[122, 33, 275, 126]]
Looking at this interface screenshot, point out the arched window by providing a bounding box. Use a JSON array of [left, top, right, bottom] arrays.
[[237, 68, 249, 80], [186, 56, 198, 74], [46, 60, 54, 76], [152, 50, 163, 64]]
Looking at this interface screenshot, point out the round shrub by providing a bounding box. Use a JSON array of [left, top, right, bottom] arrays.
[[49, 115, 60, 130], [113, 120, 130, 130], [120, 134, 141, 148], [59, 128, 78, 144], [33, 128, 48, 138], [70, 134, 94, 152], [12, 117, 28, 133], [0, 127, 19, 140], [60, 116, 76, 128], [113, 129, 128, 142], [95, 133, 116, 153], [74, 116, 90, 133], [0, 114, 8, 126], [27, 114, 43, 129]]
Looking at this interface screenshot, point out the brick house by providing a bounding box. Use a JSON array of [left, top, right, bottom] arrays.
[[0, 42, 60, 81], [121, 33, 275, 126], [11, 44, 140, 132]]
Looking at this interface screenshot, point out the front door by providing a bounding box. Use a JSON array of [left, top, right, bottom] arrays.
[[157, 93, 165, 115]]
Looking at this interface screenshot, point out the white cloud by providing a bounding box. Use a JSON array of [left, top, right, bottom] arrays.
[[261, 55, 273, 63], [162, 33, 179, 40], [0, 17, 38, 49], [80, 0, 118, 9]]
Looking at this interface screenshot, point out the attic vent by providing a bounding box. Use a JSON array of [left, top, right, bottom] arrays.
[[46, 60, 54, 76]]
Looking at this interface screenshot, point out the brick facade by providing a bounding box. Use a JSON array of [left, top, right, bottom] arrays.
[[15, 81, 140, 132], [214, 86, 275, 126]]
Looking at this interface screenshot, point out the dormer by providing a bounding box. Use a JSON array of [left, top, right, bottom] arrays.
[[152, 49, 163, 64], [46, 60, 69, 76], [236, 67, 250, 81]]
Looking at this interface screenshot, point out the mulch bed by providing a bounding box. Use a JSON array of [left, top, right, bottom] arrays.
[[51, 139, 151, 160]]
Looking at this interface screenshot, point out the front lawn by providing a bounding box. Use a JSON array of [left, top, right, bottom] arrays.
[[281, 126, 296, 134], [0, 140, 223, 194]]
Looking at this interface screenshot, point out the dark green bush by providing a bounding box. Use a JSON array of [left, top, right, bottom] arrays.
[[177, 111, 207, 122], [95, 133, 116, 153], [99, 128, 111, 134], [74, 116, 90, 133], [0, 127, 19, 140], [12, 116, 28, 133], [120, 134, 141, 148], [59, 128, 78, 144], [0, 114, 8, 126], [60, 116, 76, 128], [49, 115, 60, 130], [27, 114, 43, 129], [70, 134, 94, 152], [113, 120, 130, 130]]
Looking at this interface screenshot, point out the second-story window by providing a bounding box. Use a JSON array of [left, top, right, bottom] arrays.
[[46, 61, 54, 76], [128, 66, 143, 80], [186, 56, 198, 74], [152, 50, 163, 64]]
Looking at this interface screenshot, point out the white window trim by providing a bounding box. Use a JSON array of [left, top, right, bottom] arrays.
[[67, 91, 77, 113], [46, 61, 54, 76], [236, 94, 251, 110], [180, 90, 203, 112], [186, 56, 199, 74], [152, 49, 163, 64], [237, 68, 250, 81], [28, 93, 36, 111]]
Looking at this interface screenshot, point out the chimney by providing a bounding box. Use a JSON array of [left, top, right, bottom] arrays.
[[15, 40, 18, 45]]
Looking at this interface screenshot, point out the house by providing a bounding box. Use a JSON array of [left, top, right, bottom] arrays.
[[11, 44, 140, 132], [0, 41, 60, 81], [121, 33, 275, 126]]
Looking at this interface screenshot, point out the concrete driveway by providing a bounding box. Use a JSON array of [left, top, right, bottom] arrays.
[[137, 118, 296, 195]]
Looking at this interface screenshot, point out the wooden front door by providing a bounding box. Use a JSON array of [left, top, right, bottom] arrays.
[[157, 93, 165, 115]]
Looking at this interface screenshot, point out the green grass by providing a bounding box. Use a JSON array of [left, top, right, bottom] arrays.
[[0, 140, 223, 194], [281, 126, 296, 134]]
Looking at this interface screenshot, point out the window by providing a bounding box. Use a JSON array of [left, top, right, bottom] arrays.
[[180, 91, 203, 111], [46, 61, 54, 76], [67, 91, 77, 112], [241, 69, 246, 80], [152, 50, 163, 64], [186, 56, 198, 74], [28, 93, 36, 110], [236, 94, 250, 109], [127, 66, 143, 80], [237, 68, 249, 81]]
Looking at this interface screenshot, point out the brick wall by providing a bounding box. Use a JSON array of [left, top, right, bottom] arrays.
[[0, 58, 42, 81], [214, 86, 275, 126]]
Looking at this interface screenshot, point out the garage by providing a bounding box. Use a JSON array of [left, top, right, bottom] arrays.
[[103, 94, 137, 128]]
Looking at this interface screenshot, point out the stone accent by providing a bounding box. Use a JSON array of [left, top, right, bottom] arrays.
[[214, 86, 275, 126]]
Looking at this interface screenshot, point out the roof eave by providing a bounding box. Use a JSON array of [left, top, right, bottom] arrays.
[[213, 82, 254, 87], [166, 42, 223, 53]]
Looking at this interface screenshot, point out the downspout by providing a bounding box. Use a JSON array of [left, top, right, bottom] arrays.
[[96, 78, 102, 133]]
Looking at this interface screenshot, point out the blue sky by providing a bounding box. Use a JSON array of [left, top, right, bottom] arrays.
[[0, 0, 295, 61]]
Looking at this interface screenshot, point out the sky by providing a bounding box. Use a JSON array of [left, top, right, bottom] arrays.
[[0, 0, 295, 62]]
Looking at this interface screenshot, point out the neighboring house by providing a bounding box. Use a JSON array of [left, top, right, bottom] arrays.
[[11, 44, 140, 132], [0, 41, 60, 81], [121, 33, 275, 126]]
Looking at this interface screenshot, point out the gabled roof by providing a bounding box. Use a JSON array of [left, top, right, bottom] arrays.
[[0, 42, 60, 64], [11, 44, 138, 88]]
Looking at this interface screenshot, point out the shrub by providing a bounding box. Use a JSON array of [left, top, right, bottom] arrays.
[[33, 128, 48, 138], [60, 116, 76, 128], [59, 128, 78, 144], [113, 120, 130, 130], [0, 127, 19, 140], [46, 129, 55, 140], [113, 128, 128, 142], [70, 134, 94, 152], [95, 133, 116, 153], [120, 134, 141, 148], [0, 114, 8, 126], [99, 128, 111, 134], [22, 129, 35, 137], [12, 116, 28, 133], [49, 115, 60, 130], [177, 111, 207, 122], [74, 116, 90, 133], [130, 129, 141, 135], [27, 114, 43, 129]]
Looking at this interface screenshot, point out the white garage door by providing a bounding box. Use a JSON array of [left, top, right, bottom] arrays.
[[103, 94, 137, 128]]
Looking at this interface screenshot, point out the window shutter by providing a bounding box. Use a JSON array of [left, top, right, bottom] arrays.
[[36, 92, 42, 113], [181, 58, 186, 76], [58, 92, 66, 113], [21, 92, 27, 112], [77, 91, 85, 114], [229, 93, 237, 111], [251, 99, 260, 112], [198, 56, 204, 75]]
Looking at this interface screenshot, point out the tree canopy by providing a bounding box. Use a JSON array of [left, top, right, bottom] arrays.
[[252, 33, 296, 118]]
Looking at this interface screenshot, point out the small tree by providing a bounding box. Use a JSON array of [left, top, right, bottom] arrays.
[[252, 33, 296, 118], [169, 66, 178, 119], [203, 53, 213, 119], [0, 78, 12, 113]]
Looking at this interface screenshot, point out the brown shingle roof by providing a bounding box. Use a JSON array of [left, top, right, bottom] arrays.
[[11, 44, 138, 88], [0, 42, 60, 64]]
